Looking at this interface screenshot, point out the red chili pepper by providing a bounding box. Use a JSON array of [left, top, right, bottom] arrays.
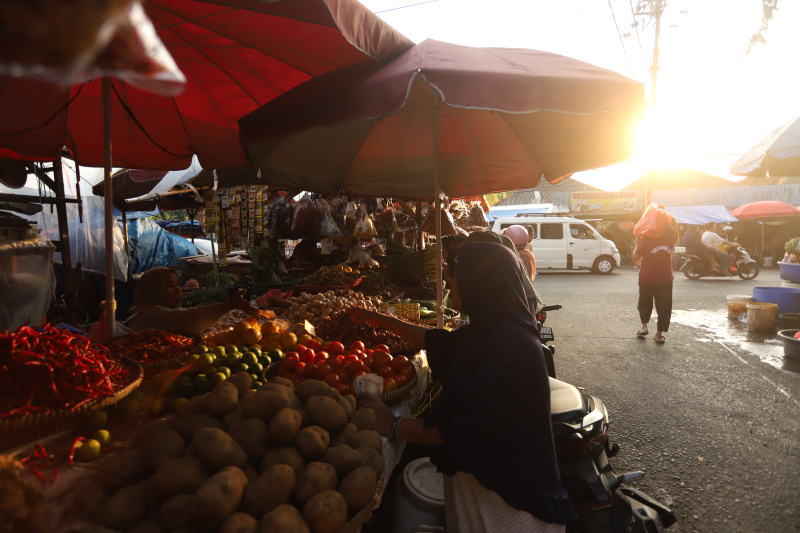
[[68, 436, 85, 466]]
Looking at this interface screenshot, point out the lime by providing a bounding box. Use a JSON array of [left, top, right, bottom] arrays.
[[195, 377, 213, 394], [86, 409, 108, 430], [249, 373, 260, 383], [202, 365, 218, 377], [225, 345, 239, 355], [211, 346, 226, 357], [173, 397, 188, 412], [248, 362, 263, 375], [211, 372, 228, 385], [177, 381, 195, 397], [212, 356, 226, 368], [233, 363, 250, 375], [194, 345, 209, 354], [186, 353, 201, 366], [75, 439, 102, 462], [249, 346, 262, 357], [226, 353, 242, 367], [198, 353, 215, 368], [268, 349, 284, 361], [91, 429, 111, 447], [258, 355, 272, 367], [252, 381, 263, 390], [241, 352, 258, 366], [217, 366, 231, 378]]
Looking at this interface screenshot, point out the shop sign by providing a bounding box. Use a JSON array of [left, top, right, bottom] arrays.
[[571, 191, 637, 212]]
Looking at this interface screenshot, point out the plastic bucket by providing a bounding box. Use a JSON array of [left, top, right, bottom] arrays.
[[727, 294, 753, 319], [777, 329, 800, 359], [780, 313, 800, 329], [764, 257, 774, 267], [746, 302, 779, 334], [752, 286, 800, 315], [391, 458, 445, 533]]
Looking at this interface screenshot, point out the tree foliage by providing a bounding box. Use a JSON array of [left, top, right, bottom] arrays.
[[744, 0, 780, 55]]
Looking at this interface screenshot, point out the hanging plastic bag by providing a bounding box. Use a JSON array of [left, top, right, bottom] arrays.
[[291, 195, 320, 239], [354, 206, 378, 240], [319, 204, 343, 237], [347, 246, 379, 267], [420, 204, 458, 236], [633, 203, 673, 239], [268, 196, 294, 239]]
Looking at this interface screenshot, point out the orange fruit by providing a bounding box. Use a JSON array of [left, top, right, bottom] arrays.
[[241, 328, 262, 345], [280, 332, 297, 350], [233, 320, 252, 336], [244, 316, 259, 327]]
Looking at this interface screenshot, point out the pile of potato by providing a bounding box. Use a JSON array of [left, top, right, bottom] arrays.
[[83, 373, 384, 533], [284, 290, 382, 327]]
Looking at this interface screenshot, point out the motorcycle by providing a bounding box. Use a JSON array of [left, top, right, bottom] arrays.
[[551, 376, 677, 532], [539, 303, 677, 531], [681, 241, 759, 280]]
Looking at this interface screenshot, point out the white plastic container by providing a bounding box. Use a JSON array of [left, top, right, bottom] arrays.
[[391, 457, 445, 533], [727, 294, 753, 319]]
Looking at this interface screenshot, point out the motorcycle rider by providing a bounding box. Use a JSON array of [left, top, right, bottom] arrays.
[[681, 225, 722, 274], [701, 223, 735, 276]]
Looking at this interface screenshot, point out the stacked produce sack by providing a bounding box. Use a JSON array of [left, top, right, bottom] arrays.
[[81, 374, 384, 533]]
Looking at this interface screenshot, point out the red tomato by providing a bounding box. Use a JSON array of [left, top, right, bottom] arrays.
[[323, 373, 341, 387], [281, 358, 298, 372], [330, 355, 345, 370], [350, 340, 365, 352], [356, 351, 367, 361], [344, 353, 359, 363], [362, 354, 374, 370], [335, 369, 350, 384], [373, 344, 390, 353], [295, 344, 307, 355], [394, 375, 409, 388], [400, 365, 416, 380], [305, 338, 322, 351], [377, 365, 395, 379], [346, 384, 356, 397], [328, 342, 345, 356], [364, 349, 374, 356], [303, 348, 316, 363], [315, 363, 333, 380], [302, 363, 317, 379], [373, 351, 392, 370], [383, 377, 397, 393], [285, 352, 300, 361], [335, 382, 349, 396], [277, 368, 290, 378], [350, 370, 366, 380], [390, 355, 408, 373], [346, 360, 366, 377], [314, 351, 329, 364], [295, 361, 306, 375]]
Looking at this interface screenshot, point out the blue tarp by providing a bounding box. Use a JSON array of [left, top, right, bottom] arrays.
[[665, 205, 738, 225], [125, 218, 200, 274]]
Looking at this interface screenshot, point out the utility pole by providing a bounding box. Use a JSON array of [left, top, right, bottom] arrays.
[[634, 0, 666, 207]]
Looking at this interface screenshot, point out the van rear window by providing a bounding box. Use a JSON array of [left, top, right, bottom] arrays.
[[540, 223, 563, 240]]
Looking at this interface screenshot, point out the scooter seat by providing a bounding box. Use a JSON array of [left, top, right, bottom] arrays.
[[549, 377, 586, 423]]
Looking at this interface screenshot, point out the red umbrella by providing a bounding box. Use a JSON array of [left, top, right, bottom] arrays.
[[239, 39, 646, 200], [239, 39, 647, 325], [0, 0, 413, 170], [731, 201, 800, 218]]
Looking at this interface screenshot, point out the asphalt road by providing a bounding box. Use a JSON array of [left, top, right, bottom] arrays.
[[535, 265, 800, 533]]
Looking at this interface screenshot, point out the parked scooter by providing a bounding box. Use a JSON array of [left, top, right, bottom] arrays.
[[538, 303, 676, 531], [551, 376, 677, 532], [681, 241, 759, 280]]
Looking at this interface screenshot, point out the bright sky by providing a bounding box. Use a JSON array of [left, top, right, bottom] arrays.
[[360, 0, 800, 190]]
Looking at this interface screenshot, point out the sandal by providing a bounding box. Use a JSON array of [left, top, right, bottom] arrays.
[[654, 335, 665, 344], [636, 329, 649, 337]]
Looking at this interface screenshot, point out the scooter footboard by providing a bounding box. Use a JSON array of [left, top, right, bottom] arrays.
[[618, 486, 677, 530]]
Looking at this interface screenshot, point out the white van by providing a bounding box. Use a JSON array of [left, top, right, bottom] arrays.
[[491, 216, 620, 274]]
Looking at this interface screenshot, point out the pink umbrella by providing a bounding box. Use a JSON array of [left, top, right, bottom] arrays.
[[731, 201, 800, 218]]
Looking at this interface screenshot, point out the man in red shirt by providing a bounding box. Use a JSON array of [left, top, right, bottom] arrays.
[[634, 219, 679, 344]]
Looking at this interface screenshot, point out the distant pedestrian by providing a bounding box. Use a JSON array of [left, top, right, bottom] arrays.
[[634, 218, 679, 344]]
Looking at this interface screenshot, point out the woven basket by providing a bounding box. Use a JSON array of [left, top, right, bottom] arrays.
[[383, 374, 418, 402], [0, 359, 143, 450]]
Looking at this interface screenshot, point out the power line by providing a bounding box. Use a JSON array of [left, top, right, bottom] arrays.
[[606, 0, 635, 77], [375, 0, 439, 14]]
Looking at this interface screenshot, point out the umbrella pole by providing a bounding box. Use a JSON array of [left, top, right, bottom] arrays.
[[103, 76, 116, 341], [431, 96, 443, 329]]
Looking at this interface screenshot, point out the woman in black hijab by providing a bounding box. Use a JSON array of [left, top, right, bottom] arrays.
[[349, 241, 575, 531]]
